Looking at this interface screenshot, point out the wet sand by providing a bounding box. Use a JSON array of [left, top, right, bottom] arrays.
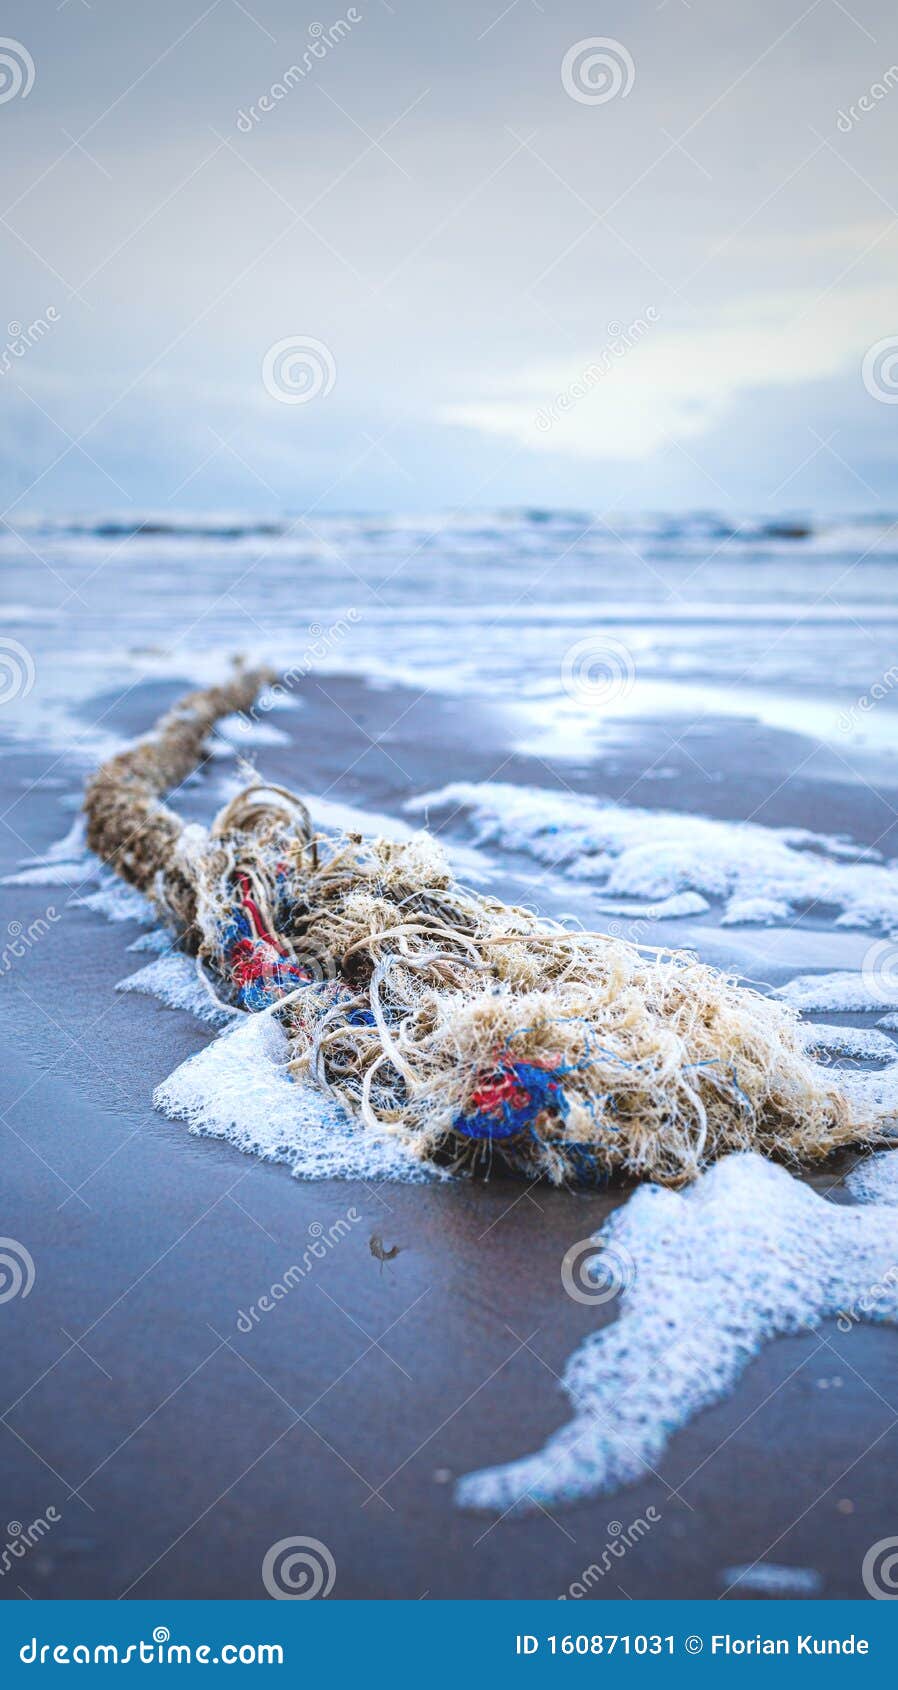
[[1, 673, 897, 1600]]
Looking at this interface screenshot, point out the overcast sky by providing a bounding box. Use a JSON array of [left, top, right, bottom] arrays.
[[1, 0, 897, 515]]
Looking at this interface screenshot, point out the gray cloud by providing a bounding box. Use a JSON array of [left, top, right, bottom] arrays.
[[1, 0, 896, 513]]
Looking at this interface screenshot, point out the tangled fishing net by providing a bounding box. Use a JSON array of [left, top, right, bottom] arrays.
[[84, 669, 877, 1186]]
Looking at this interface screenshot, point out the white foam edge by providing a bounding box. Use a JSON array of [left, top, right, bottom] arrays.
[[720, 1563, 823, 1597], [1, 816, 94, 888], [127, 927, 175, 955], [2, 860, 89, 888], [801, 1022, 898, 1063], [116, 955, 232, 1027], [153, 1009, 443, 1183], [593, 891, 710, 919], [72, 877, 156, 924], [409, 781, 898, 932], [209, 713, 291, 754], [456, 1150, 898, 1514], [780, 971, 898, 1013]]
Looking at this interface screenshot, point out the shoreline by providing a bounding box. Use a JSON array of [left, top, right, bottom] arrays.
[[1, 672, 897, 1599]]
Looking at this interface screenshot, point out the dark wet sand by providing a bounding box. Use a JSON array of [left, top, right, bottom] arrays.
[[1, 674, 897, 1601]]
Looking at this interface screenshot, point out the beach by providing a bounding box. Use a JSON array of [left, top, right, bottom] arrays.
[[3, 514, 898, 1599], [5, 0, 898, 1625]]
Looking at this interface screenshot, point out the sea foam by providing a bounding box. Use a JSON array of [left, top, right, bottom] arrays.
[[154, 1010, 441, 1183], [116, 954, 232, 1026], [780, 971, 898, 1013], [412, 782, 898, 929], [72, 878, 156, 924], [456, 1150, 898, 1513], [720, 1563, 822, 1597]]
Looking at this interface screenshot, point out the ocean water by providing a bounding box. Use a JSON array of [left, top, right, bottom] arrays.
[[3, 509, 898, 762], [7, 504, 898, 1163], [6, 508, 898, 1511]]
